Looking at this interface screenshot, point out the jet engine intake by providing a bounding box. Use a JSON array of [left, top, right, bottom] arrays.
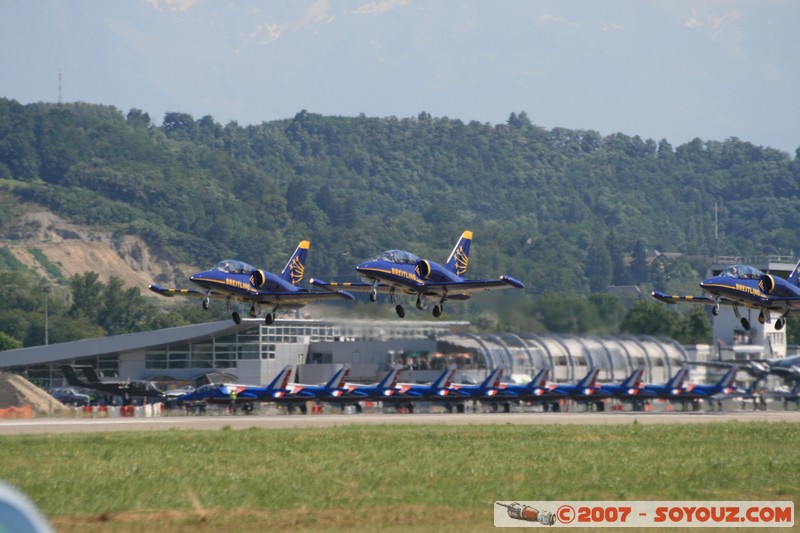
[[250, 269, 267, 288], [417, 260, 432, 279], [759, 274, 776, 294]]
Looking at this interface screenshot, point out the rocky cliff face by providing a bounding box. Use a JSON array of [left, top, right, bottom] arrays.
[[1, 209, 194, 291]]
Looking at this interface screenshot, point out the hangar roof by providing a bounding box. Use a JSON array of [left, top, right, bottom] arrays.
[[0, 319, 260, 368]]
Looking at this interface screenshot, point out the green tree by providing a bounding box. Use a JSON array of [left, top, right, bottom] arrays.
[[0, 331, 22, 350], [585, 236, 612, 292], [673, 307, 712, 344], [620, 300, 676, 337], [69, 272, 104, 323]]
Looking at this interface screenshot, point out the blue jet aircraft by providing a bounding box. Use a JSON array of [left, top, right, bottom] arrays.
[[593, 366, 648, 410], [652, 260, 800, 331], [448, 367, 506, 402], [328, 368, 402, 413], [643, 366, 738, 411], [477, 368, 550, 412], [521, 368, 601, 411], [674, 366, 739, 402], [640, 365, 691, 400], [149, 241, 354, 325], [311, 231, 524, 318], [271, 366, 352, 414], [380, 369, 457, 413], [177, 365, 293, 413]]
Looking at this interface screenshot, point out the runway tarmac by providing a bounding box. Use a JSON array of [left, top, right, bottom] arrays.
[[1, 410, 799, 435]]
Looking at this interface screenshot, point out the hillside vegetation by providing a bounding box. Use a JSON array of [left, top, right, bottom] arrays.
[[0, 98, 798, 345]]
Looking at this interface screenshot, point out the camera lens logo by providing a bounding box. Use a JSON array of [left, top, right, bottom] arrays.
[[496, 502, 556, 526]]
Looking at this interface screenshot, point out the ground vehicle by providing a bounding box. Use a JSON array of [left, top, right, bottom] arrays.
[[48, 387, 92, 406]]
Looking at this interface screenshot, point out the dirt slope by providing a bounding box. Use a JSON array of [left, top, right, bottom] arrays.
[[0, 373, 71, 414], [1, 209, 194, 291]]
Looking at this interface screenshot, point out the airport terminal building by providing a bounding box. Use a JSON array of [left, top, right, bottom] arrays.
[[0, 317, 692, 392]]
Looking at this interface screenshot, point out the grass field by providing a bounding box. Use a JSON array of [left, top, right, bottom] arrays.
[[1, 422, 798, 532]]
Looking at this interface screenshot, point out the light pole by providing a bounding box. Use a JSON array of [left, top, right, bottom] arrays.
[[43, 286, 50, 345]]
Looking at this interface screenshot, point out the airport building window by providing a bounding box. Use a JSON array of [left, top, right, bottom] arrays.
[[146, 352, 168, 369]]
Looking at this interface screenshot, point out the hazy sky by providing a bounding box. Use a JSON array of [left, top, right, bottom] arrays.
[[2, 0, 798, 154]]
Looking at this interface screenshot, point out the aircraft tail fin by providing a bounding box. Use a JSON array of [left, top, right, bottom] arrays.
[[788, 259, 800, 287], [444, 231, 472, 276], [717, 366, 739, 389], [480, 367, 504, 389], [577, 368, 600, 389], [60, 365, 87, 387], [325, 366, 350, 389], [267, 365, 293, 390], [432, 369, 455, 389], [280, 240, 310, 285], [530, 368, 550, 389], [77, 366, 102, 383], [378, 368, 401, 389], [666, 365, 690, 390], [621, 366, 645, 389]]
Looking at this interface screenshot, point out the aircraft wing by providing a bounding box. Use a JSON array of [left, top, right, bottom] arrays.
[[311, 276, 524, 295], [252, 288, 355, 305], [149, 284, 207, 298], [651, 291, 717, 306], [423, 276, 525, 294], [309, 279, 385, 292], [149, 284, 354, 304]]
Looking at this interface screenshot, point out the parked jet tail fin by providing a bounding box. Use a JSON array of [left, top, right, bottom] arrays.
[[267, 365, 293, 390], [432, 369, 456, 389], [480, 367, 504, 388], [530, 368, 550, 388], [717, 366, 739, 389], [280, 240, 310, 285], [325, 366, 350, 389], [60, 365, 87, 387], [378, 368, 401, 389], [621, 366, 645, 389], [444, 231, 472, 276], [77, 365, 102, 383], [666, 365, 690, 390], [577, 368, 600, 388]]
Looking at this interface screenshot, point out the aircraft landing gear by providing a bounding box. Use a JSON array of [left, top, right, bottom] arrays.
[[369, 282, 378, 302], [712, 303, 719, 316], [776, 318, 786, 330], [249, 304, 258, 318], [432, 304, 443, 318], [733, 306, 751, 331], [389, 288, 404, 318], [231, 311, 242, 325], [202, 297, 210, 310], [264, 313, 275, 325], [416, 295, 425, 310]]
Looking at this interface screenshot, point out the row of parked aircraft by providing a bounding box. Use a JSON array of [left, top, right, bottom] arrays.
[[149, 231, 525, 323], [174, 363, 742, 414]]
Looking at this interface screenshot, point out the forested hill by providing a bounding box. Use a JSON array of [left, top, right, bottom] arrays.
[[1, 98, 799, 298]]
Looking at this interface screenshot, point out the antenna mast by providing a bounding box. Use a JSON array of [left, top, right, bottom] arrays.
[[714, 200, 718, 241]]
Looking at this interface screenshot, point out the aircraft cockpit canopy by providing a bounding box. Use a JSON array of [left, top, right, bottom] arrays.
[[212, 260, 256, 275], [719, 265, 765, 279], [377, 250, 421, 265]]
